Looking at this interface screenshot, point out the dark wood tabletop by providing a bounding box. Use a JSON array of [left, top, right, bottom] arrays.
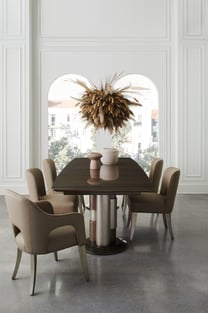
[[53, 157, 153, 195]]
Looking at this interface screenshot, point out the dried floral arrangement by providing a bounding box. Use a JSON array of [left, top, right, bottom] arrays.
[[73, 73, 143, 133]]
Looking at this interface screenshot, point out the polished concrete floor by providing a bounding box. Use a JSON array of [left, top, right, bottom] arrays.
[[0, 194, 207, 313]]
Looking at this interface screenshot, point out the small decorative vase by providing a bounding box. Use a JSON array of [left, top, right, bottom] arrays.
[[87, 169, 101, 185], [100, 165, 119, 181], [88, 152, 102, 170], [100, 148, 119, 165]]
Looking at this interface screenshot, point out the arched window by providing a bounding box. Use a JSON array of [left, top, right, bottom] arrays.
[[48, 73, 159, 173], [48, 74, 96, 172], [112, 74, 159, 172]]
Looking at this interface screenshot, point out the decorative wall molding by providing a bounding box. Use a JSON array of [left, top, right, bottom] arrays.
[[39, 38, 173, 49], [180, 46, 206, 183], [1, 0, 208, 194], [39, 42, 172, 52], [0, 43, 29, 194], [0, 45, 3, 185], [177, 0, 208, 193], [183, 0, 204, 38], [2, 46, 24, 179], [0, 0, 30, 194], [0, 0, 3, 37], [3, 0, 24, 39], [40, 0, 171, 41]]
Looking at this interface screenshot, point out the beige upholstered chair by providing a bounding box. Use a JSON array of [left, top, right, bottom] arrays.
[[5, 189, 89, 296], [42, 158, 86, 214], [148, 158, 163, 192], [26, 167, 78, 214], [128, 167, 180, 240], [122, 158, 163, 216], [42, 158, 58, 194]]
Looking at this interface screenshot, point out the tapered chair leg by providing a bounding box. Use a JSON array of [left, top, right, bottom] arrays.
[[30, 254, 37, 296], [54, 251, 58, 261], [78, 195, 85, 214], [78, 245, 89, 281], [82, 195, 88, 210], [162, 213, 167, 229], [122, 195, 128, 216], [166, 213, 174, 240], [12, 248, 22, 280], [126, 209, 131, 228], [130, 213, 138, 240]]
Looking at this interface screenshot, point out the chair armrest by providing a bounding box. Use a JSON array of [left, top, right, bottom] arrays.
[[34, 200, 54, 214], [40, 212, 87, 245]]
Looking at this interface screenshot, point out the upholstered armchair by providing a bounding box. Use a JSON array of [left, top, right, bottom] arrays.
[[26, 167, 78, 214], [5, 189, 89, 296], [122, 158, 163, 216], [128, 167, 180, 240], [148, 158, 163, 192], [42, 158, 87, 214]]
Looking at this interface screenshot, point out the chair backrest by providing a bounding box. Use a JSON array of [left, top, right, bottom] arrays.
[[160, 167, 180, 212], [42, 159, 57, 193], [149, 158, 163, 192], [25, 168, 46, 201], [5, 189, 51, 254]]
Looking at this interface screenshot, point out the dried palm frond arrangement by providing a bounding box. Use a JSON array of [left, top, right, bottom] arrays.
[[73, 73, 144, 133]]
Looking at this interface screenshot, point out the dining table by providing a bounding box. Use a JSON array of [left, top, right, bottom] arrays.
[[53, 157, 153, 255]]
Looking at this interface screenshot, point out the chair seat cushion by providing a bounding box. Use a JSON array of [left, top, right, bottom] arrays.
[[129, 192, 166, 213], [41, 194, 78, 214], [15, 226, 77, 254]]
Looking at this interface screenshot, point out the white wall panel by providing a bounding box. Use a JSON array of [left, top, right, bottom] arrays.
[[3, 47, 23, 178], [0, 0, 3, 37], [178, 43, 208, 192], [184, 0, 204, 37], [0, 46, 3, 181], [178, 0, 208, 192], [0, 0, 30, 194], [5, 0, 23, 37], [40, 0, 170, 40], [182, 47, 204, 178]]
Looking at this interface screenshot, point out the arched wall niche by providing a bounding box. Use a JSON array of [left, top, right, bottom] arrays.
[[47, 73, 159, 173], [38, 44, 170, 175]]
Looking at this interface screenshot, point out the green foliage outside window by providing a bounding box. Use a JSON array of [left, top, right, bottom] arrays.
[[112, 123, 159, 174], [48, 137, 83, 173], [48, 126, 96, 173]]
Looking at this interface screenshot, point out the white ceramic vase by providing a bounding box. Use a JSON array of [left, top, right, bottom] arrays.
[[100, 148, 119, 165], [100, 165, 119, 181]]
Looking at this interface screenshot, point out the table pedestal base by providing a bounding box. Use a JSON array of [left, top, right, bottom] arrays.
[[86, 238, 127, 255]]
